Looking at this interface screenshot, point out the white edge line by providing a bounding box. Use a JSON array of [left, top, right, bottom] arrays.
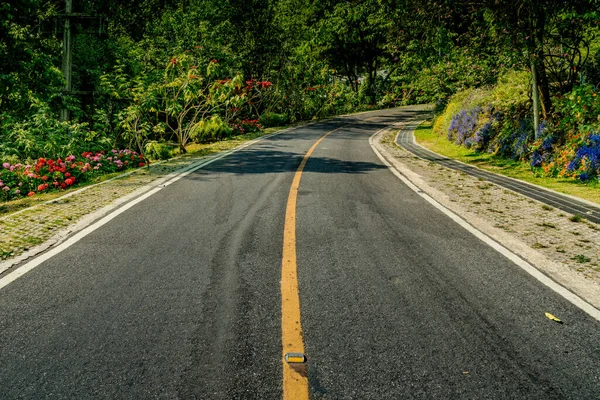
[[0, 109, 464, 289], [369, 129, 600, 322], [0, 126, 296, 290]]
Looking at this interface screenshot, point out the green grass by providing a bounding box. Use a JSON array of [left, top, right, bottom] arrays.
[[414, 122, 600, 205], [572, 254, 591, 263], [568, 214, 584, 223]]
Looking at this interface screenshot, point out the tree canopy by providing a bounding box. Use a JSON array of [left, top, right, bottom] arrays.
[[1, 0, 600, 184]]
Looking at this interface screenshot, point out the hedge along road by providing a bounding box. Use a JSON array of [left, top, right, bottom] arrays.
[[0, 106, 599, 399]]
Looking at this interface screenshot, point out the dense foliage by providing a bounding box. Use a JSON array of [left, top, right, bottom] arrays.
[[2, 0, 600, 200]]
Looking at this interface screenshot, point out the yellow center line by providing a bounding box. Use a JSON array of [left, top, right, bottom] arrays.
[[281, 125, 345, 400]]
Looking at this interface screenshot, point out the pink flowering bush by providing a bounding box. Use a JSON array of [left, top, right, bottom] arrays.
[[0, 149, 146, 201], [229, 119, 262, 136]]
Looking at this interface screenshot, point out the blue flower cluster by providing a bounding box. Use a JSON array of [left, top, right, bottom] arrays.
[[496, 119, 532, 160], [513, 132, 530, 160], [448, 107, 481, 145], [469, 122, 493, 150], [567, 133, 600, 181], [530, 131, 556, 167], [531, 151, 544, 167]]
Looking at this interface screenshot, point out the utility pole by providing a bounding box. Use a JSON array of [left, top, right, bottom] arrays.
[[60, 0, 73, 121], [57, 0, 103, 121], [531, 59, 540, 139]]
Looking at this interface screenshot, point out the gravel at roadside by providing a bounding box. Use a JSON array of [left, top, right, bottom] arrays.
[[377, 126, 600, 309]]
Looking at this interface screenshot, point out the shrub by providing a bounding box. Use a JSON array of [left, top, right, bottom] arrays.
[[230, 119, 262, 136], [0, 102, 110, 161], [472, 122, 494, 151], [530, 129, 557, 168], [493, 119, 532, 160], [448, 107, 481, 145], [566, 133, 600, 181], [433, 88, 475, 135], [0, 149, 146, 202], [189, 115, 233, 143], [556, 84, 600, 129], [145, 141, 174, 160], [258, 112, 288, 128]]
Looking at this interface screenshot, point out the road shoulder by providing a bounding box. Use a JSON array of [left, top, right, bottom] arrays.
[[372, 125, 600, 310]]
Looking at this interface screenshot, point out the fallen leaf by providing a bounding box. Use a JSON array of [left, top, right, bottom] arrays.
[[545, 312, 563, 324]]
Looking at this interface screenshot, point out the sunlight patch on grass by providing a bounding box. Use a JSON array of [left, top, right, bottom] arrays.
[[183, 124, 300, 156]]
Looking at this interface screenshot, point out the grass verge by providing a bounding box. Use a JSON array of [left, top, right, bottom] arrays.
[[414, 121, 600, 205]]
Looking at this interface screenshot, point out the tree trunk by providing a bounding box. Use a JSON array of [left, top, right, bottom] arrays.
[[367, 62, 377, 105], [536, 59, 552, 120]]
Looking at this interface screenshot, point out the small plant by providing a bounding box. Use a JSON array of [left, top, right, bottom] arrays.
[[572, 254, 591, 263], [538, 221, 558, 229], [541, 204, 553, 211], [569, 214, 584, 222], [145, 141, 173, 160], [258, 112, 288, 128], [190, 115, 233, 143]]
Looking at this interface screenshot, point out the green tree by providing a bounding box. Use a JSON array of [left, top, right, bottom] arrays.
[[484, 0, 600, 120], [311, 0, 395, 103]]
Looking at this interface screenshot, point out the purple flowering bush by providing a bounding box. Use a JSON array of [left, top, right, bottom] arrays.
[[448, 107, 481, 146], [436, 72, 600, 183]]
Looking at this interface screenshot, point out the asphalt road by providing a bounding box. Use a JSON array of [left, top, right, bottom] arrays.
[[1, 107, 599, 399], [396, 120, 600, 225]]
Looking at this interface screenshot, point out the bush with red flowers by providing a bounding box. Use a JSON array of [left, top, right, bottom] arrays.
[[229, 119, 262, 136], [0, 149, 146, 201]]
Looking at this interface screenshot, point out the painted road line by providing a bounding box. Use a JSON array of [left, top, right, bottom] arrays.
[[370, 129, 600, 322], [0, 124, 310, 290], [281, 125, 346, 400]]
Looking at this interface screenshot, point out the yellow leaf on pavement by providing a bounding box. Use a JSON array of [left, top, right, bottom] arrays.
[[545, 312, 563, 324]]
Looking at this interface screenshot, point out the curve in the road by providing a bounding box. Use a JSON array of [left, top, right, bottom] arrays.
[[1, 107, 599, 399], [396, 120, 600, 225]]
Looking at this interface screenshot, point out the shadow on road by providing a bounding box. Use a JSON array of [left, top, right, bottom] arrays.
[[188, 148, 386, 177], [182, 106, 434, 179]]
